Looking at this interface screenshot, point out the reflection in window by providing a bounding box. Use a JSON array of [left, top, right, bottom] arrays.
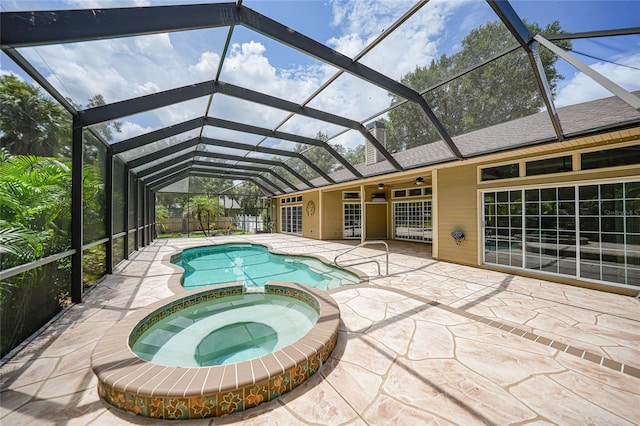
[[343, 203, 361, 239], [483, 190, 523, 268], [526, 156, 572, 176], [524, 187, 576, 276], [483, 181, 640, 287], [343, 191, 360, 200], [481, 164, 519, 181], [581, 145, 640, 170], [393, 201, 432, 242], [281, 205, 302, 234]]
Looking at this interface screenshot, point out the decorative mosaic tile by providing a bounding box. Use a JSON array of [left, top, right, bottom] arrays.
[[189, 395, 217, 418], [148, 396, 164, 419], [269, 372, 292, 399], [96, 282, 339, 420], [125, 392, 146, 416], [217, 389, 244, 416], [290, 361, 309, 388], [309, 351, 322, 374], [164, 397, 189, 420], [244, 380, 269, 409]]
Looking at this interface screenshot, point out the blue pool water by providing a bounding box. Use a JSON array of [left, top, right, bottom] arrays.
[[131, 293, 318, 366], [173, 244, 360, 290]]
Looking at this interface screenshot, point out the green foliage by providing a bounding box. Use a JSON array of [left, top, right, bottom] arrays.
[[386, 20, 572, 152], [155, 205, 169, 233], [0, 152, 73, 357], [234, 182, 266, 216], [0, 75, 71, 157], [0, 153, 72, 269], [188, 195, 223, 236], [343, 144, 365, 165], [190, 176, 234, 194]]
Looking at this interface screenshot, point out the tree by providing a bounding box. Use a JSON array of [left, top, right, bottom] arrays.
[[187, 195, 222, 236], [0, 152, 72, 264], [344, 144, 365, 165], [0, 75, 71, 157], [155, 205, 169, 234], [189, 176, 235, 195], [0, 150, 73, 356], [234, 182, 266, 216], [386, 20, 571, 152]]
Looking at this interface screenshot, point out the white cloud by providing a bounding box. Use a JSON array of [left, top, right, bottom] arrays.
[[117, 121, 155, 141], [220, 41, 332, 104], [555, 53, 640, 107], [327, 0, 473, 80], [189, 51, 221, 81], [0, 69, 23, 80], [66, 0, 151, 8], [8, 0, 487, 153]]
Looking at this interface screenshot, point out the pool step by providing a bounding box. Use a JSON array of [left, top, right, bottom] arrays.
[[315, 278, 343, 291]]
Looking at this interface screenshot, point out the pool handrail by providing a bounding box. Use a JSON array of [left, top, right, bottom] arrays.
[[334, 240, 389, 276]]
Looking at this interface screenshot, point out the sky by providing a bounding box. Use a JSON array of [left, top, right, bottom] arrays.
[[1, 0, 639, 153]]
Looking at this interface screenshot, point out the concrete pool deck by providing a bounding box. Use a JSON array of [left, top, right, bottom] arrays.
[[1, 234, 639, 425]]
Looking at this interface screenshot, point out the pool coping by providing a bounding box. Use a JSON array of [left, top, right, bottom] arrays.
[[90, 282, 340, 420], [162, 241, 368, 295]]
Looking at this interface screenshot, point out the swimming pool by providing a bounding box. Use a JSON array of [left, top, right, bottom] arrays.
[[93, 283, 340, 419], [131, 291, 318, 367], [172, 243, 360, 290]]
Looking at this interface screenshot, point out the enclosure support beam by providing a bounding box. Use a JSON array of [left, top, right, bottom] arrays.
[[105, 154, 114, 274], [535, 35, 640, 111], [123, 169, 130, 260], [132, 178, 140, 250], [71, 117, 83, 303]]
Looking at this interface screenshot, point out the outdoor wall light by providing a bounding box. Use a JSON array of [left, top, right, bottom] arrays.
[[451, 228, 465, 245], [378, 183, 385, 190], [415, 177, 424, 185]]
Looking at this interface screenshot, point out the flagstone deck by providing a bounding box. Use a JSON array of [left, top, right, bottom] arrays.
[[1, 234, 639, 425]]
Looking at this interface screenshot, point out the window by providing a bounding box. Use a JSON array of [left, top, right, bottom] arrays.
[[481, 163, 519, 181], [343, 191, 360, 200], [281, 205, 302, 234], [393, 200, 432, 242], [581, 145, 640, 170], [526, 156, 572, 176], [482, 180, 640, 288], [393, 187, 431, 198], [343, 203, 361, 239]]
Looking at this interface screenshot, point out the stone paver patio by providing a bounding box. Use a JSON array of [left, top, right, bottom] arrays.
[[1, 234, 639, 425]]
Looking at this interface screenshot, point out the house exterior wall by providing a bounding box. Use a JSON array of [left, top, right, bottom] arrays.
[[435, 164, 478, 266], [302, 191, 320, 239], [321, 190, 344, 240], [272, 127, 639, 294], [366, 203, 388, 239]]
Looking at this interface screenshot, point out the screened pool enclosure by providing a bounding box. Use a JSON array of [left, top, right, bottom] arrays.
[[1, 0, 639, 357]]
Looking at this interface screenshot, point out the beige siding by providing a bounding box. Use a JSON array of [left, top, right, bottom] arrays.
[[321, 191, 344, 240], [302, 191, 320, 240], [436, 164, 478, 265], [366, 203, 387, 239]]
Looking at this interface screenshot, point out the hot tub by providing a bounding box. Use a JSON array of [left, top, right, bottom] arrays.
[[91, 282, 340, 420]]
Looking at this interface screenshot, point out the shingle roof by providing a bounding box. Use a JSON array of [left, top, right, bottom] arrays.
[[310, 93, 640, 187]]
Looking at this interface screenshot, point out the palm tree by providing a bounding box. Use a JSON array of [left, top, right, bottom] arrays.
[[188, 195, 222, 237], [0, 75, 71, 157], [0, 151, 72, 266], [0, 150, 72, 357]]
